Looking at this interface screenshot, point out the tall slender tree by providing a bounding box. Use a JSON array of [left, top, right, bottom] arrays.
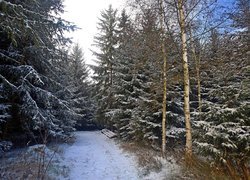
[[91, 5, 118, 129], [110, 10, 137, 139], [66, 44, 94, 130], [177, 0, 192, 157], [159, 0, 168, 156]]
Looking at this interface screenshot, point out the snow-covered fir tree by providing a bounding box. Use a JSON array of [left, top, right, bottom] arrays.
[[66, 44, 94, 130], [0, 0, 76, 143], [107, 10, 137, 139], [91, 5, 118, 129], [194, 24, 249, 177], [131, 9, 163, 145]]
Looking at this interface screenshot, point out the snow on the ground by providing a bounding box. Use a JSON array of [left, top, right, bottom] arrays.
[[62, 131, 139, 180], [0, 131, 180, 179]]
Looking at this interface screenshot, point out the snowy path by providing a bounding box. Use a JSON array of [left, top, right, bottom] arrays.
[[62, 131, 139, 180]]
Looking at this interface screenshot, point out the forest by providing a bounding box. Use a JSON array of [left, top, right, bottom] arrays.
[[0, 0, 249, 179]]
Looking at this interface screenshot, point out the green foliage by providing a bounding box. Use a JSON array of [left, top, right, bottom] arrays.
[[0, 0, 77, 142], [194, 29, 250, 178], [66, 44, 95, 130], [91, 5, 118, 129]]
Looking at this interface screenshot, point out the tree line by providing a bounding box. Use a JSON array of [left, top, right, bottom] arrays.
[[91, 0, 249, 178]]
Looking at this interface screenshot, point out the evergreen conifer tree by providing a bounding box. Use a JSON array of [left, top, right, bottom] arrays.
[[91, 5, 118, 129], [0, 0, 76, 142], [67, 44, 94, 130]]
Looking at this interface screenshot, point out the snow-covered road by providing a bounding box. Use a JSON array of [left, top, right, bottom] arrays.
[[62, 131, 139, 180]]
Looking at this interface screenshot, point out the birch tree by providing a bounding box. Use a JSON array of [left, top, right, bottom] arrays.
[[159, 0, 167, 156], [177, 0, 192, 157]]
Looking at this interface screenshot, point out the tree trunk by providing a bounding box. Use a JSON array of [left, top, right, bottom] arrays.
[[177, 0, 192, 157], [196, 56, 201, 114], [190, 30, 202, 116], [159, 0, 167, 156]]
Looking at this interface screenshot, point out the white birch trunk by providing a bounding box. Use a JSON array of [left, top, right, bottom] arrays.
[[159, 0, 167, 156], [177, 0, 192, 157]]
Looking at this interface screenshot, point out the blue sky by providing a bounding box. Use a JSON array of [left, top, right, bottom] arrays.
[[62, 0, 238, 64]]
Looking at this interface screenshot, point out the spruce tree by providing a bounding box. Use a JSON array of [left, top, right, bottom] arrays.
[[194, 10, 249, 176], [67, 44, 94, 130], [129, 8, 163, 145], [0, 0, 76, 143], [91, 5, 118, 129], [108, 10, 136, 139]]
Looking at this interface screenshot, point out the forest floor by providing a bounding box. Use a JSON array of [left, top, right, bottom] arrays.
[[61, 131, 180, 180], [61, 131, 139, 179], [0, 131, 181, 179]]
